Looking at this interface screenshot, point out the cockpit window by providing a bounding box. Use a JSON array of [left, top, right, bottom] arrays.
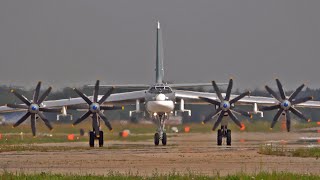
[[148, 86, 172, 94]]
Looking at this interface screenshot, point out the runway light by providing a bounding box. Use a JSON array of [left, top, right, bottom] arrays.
[[240, 123, 245, 131], [184, 126, 190, 133], [67, 134, 75, 141]]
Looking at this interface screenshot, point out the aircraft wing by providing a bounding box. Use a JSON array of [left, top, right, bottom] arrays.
[[175, 90, 320, 108], [169, 82, 227, 88], [0, 90, 146, 113], [87, 84, 150, 89]]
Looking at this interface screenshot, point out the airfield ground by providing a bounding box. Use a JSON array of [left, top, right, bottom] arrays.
[[0, 123, 319, 177]]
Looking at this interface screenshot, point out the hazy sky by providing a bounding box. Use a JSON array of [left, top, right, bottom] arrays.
[[0, 0, 320, 91]]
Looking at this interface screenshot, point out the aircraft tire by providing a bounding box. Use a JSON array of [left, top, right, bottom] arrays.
[[217, 130, 222, 146], [154, 133, 160, 146], [162, 133, 167, 146], [226, 129, 231, 146], [99, 131, 104, 147], [89, 131, 94, 147]]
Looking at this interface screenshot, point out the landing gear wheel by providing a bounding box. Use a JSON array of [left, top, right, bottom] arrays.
[[98, 131, 104, 147], [162, 133, 167, 146], [154, 133, 160, 146], [217, 130, 222, 146], [226, 129, 231, 146], [89, 131, 94, 147]]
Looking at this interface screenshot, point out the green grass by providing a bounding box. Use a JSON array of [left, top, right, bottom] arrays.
[[0, 171, 319, 180], [259, 144, 320, 158]]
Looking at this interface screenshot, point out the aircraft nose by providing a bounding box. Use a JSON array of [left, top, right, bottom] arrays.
[[156, 94, 166, 101]]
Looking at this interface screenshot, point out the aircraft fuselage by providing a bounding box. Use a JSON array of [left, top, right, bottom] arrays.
[[144, 84, 175, 115]]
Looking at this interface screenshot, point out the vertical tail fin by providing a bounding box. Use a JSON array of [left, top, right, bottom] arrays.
[[156, 21, 164, 84]]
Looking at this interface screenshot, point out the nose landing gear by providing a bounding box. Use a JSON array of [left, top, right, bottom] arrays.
[[154, 114, 167, 146], [217, 125, 231, 146]]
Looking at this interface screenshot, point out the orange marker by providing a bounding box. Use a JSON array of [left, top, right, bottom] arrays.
[[122, 131, 129, 138], [240, 123, 245, 131], [184, 126, 190, 133], [67, 134, 75, 141]]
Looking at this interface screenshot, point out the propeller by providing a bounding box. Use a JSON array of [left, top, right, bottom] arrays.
[[261, 79, 312, 132], [72, 80, 123, 133], [199, 79, 251, 130], [7, 81, 60, 136]]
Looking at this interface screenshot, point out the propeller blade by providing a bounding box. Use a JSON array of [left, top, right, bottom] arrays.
[[203, 108, 222, 124], [98, 87, 114, 104], [271, 109, 283, 129], [37, 112, 53, 130], [37, 87, 52, 104], [11, 90, 31, 106], [229, 91, 250, 104], [100, 106, 123, 111], [73, 111, 91, 125], [39, 107, 61, 113], [92, 113, 100, 134], [6, 104, 28, 109], [93, 80, 100, 103], [276, 79, 286, 100], [290, 107, 309, 121], [288, 84, 305, 101], [33, 81, 41, 103], [98, 111, 112, 130], [225, 79, 233, 101], [212, 111, 224, 131], [199, 97, 220, 106], [285, 110, 291, 132], [232, 108, 251, 118], [292, 96, 313, 105], [265, 85, 282, 102], [212, 81, 224, 101], [73, 88, 92, 105], [260, 105, 281, 111], [227, 110, 242, 128], [31, 114, 36, 136], [13, 112, 31, 127]]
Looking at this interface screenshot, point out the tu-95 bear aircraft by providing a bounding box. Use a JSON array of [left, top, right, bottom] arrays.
[[1, 22, 320, 147]]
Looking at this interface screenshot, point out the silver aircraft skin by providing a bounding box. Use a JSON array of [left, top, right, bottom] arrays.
[[1, 22, 320, 146]]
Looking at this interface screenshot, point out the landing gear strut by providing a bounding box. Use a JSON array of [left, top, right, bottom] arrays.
[[217, 125, 231, 146], [154, 114, 167, 146]]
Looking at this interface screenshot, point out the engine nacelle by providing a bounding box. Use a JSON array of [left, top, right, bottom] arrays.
[[174, 99, 191, 116], [56, 106, 73, 121], [251, 103, 264, 117], [129, 99, 145, 117]]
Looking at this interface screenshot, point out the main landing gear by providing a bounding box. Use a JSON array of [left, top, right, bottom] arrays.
[[89, 130, 104, 147], [154, 114, 167, 146], [217, 125, 231, 146], [88, 116, 105, 147]]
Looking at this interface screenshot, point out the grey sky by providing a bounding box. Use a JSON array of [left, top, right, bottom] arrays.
[[0, 0, 320, 91]]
